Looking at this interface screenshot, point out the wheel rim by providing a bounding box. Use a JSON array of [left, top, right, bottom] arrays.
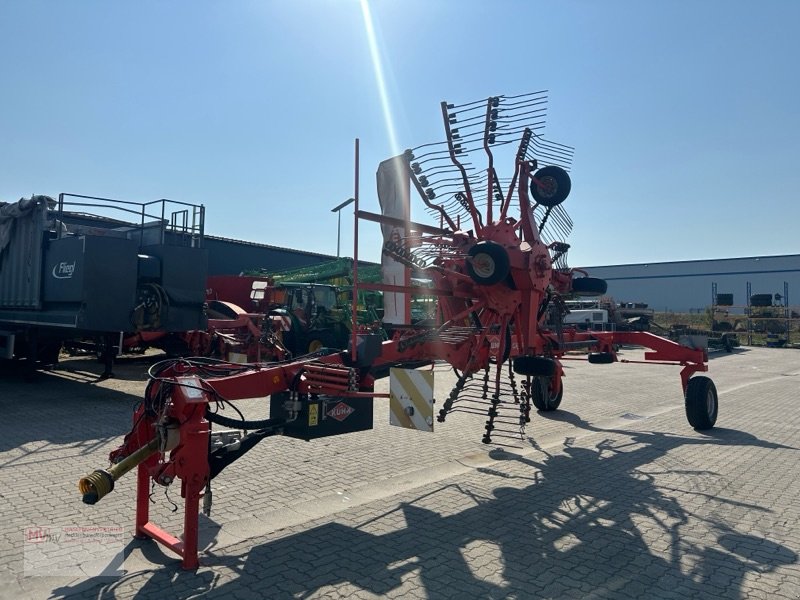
[[309, 340, 323, 352], [537, 176, 558, 198], [472, 253, 496, 278], [706, 388, 715, 416]]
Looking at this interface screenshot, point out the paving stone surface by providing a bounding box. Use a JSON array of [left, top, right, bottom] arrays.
[[0, 346, 798, 599]]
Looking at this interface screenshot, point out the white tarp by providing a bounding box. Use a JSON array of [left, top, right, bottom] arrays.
[[376, 156, 411, 325]]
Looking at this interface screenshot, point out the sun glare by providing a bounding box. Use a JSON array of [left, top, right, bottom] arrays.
[[359, 0, 401, 157]]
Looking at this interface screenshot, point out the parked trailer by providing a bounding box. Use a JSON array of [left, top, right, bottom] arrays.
[[0, 194, 208, 375]]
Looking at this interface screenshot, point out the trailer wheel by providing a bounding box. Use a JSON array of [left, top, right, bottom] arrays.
[[467, 241, 510, 286], [530, 166, 571, 207], [307, 331, 338, 353], [588, 352, 615, 364], [685, 376, 718, 430], [513, 356, 556, 377], [723, 334, 733, 353], [531, 376, 563, 411], [571, 277, 608, 296]]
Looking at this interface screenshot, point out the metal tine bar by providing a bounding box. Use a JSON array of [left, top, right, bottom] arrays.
[[450, 111, 495, 127], [552, 206, 574, 228], [497, 113, 548, 129], [527, 151, 573, 169], [446, 94, 504, 110], [495, 106, 549, 123], [448, 101, 491, 118], [497, 97, 549, 112], [527, 144, 574, 164], [532, 143, 575, 159], [421, 165, 476, 179], [425, 168, 482, 187], [546, 215, 572, 239], [439, 200, 471, 213], [500, 89, 549, 103], [528, 139, 575, 160], [412, 148, 461, 162], [539, 209, 573, 240], [530, 132, 575, 152], [451, 126, 500, 144], [446, 99, 490, 111], [409, 139, 451, 154], [493, 127, 548, 145], [528, 149, 574, 166], [550, 220, 572, 241], [530, 157, 573, 170], [494, 120, 548, 136], [420, 162, 478, 175], [427, 181, 475, 194], [425, 173, 479, 186]]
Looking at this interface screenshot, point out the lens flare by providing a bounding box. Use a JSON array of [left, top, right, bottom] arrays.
[[359, 0, 400, 157]]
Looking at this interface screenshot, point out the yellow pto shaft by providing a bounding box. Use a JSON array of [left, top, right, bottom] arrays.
[[78, 437, 160, 505]]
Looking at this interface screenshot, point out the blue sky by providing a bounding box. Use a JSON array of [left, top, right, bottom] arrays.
[[1, 1, 798, 267]]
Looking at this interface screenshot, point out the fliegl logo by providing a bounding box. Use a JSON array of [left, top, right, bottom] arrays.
[[52, 261, 77, 279]]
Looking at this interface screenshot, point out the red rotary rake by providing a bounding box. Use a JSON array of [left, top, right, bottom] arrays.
[[78, 92, 717, 569]]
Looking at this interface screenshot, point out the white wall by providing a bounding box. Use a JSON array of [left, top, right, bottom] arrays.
[[578, 254, 800, 312]]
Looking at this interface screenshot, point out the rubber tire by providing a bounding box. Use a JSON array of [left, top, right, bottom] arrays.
[[571, 277, 608, 296], [531, 376, 563, 411], [685, 376, 718, 430], [722, 334, 733, 353], [307, 330, 338, 353], [588, 352, 615, 364], [466, 241, 510, 286], [530, 166, 572, 208], [513, 356, 556, 377]]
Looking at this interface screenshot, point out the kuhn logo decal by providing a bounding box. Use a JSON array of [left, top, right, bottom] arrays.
[[327, 402, 354, 422], [52, 261, 76, 279]]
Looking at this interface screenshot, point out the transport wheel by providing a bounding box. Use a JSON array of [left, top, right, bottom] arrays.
[[466, 241, 510, 286], [571, 277, 608, 296], [723, 334, 733, 353], [685, 376, 718, 430], [307, 331, 337, 353], [530, 165, 571, 207], [588, 352, 615, 364], [531, 376, 563, 411], [513, 355, 556, 377]]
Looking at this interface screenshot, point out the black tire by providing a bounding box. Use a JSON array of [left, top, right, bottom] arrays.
[[571, 277, 608, 296], [685, 376, 718, 430], [723, 334, 733, 353], [513, 356, 556, 377], [307, 330, 339, 353], [530, 166, 571, 208], [531, 376, 563, 411], [466, 241, 510, 286], [588, 352, 615, 364]]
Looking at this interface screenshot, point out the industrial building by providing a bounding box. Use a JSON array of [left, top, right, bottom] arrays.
[[580, 254, 800, 313], [203, 234, 800, 314], [35, 203, 800, 313], [204, 234, 339, 276]]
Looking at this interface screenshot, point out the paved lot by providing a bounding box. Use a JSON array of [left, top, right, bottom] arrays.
[[1, 346, 799, 599]]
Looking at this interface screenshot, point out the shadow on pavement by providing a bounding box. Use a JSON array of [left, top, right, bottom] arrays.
[[51, 423, 798, 599], [0, 359, 146, 453]]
